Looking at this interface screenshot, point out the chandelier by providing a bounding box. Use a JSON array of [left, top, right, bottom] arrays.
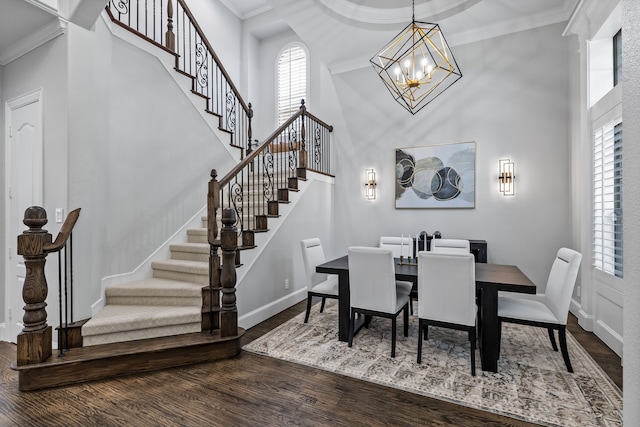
[[370, 0, 462, 115]]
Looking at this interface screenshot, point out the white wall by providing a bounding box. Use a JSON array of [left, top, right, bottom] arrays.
[[253, 22, 573, 289], [65, 17, 238, 315], [236, 176, 334, 327], [187, 0, 243, 86], [623, 0, 640, 423], [327, 23, 573, 289]]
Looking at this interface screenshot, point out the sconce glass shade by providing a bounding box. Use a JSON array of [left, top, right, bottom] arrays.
[[365, 169, 377, 200], [370, 20, 462, 115], [499, 159, 515, 196]]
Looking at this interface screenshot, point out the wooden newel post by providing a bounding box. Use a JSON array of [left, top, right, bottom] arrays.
[[219, 208, 238, 337], [204, 169, 221, 332], [165, 0, 176, 51], [299, 99, 307, 169], [16, 206, 53, 365]]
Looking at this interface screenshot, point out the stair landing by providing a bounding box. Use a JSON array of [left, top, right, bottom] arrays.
[[11, 329, 244, 391]]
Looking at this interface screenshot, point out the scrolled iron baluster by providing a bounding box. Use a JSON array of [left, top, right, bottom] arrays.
[[226, 92, 237, 132], [314, 124, 322, 167], [195, 43, 209, 89], [287, 126, 298, 171], [262, 148, 275, 201], [229, 181, 244, 231], [111, 0, 129, 14]]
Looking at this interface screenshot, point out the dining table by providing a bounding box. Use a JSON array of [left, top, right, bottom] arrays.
[[316, 255, 536, 373]]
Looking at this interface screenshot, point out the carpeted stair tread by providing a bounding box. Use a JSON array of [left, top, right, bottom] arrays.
[[151, 259, 209, 275], [82, 305, 201, 336], [170, 242, 209, 253], [106, 278, 202, 297]]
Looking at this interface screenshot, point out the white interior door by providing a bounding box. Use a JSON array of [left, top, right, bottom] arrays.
[[4, 89, 43, 343]]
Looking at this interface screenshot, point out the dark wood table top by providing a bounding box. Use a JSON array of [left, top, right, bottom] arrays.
[[317, 255, 536, 293]]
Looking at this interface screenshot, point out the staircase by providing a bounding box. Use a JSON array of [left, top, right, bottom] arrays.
[[81, 171, 302, 346], [10, 1, 333, 391]]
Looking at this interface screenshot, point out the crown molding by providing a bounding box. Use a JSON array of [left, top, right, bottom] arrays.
[[0, 18, 66, 66], [449, 2, 576, 47]]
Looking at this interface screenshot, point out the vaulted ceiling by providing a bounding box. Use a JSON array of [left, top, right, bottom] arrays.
[[229, 0, 579, 73]]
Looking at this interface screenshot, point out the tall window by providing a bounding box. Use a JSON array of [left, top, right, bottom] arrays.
[[593, 117, 623, 278], [277, 45, 307, 126]]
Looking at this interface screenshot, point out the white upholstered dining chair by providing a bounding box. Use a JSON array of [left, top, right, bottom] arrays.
[[498, 247, 582, 372], [430, 238, 470, 254], [300, 238, 339, 323], [417, 251, 477, 376], [379, 236, 413, 258], [347, 247, 412, 358]]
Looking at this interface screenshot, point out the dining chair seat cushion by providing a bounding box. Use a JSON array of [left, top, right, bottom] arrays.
[[311, 275, 339, 296], [498, 294, 559, 324], [394, 290, 411, 313], [396, 280, 413, 297]]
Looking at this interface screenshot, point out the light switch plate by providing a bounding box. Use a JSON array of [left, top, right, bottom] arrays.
[[55, 208, 64, 223]]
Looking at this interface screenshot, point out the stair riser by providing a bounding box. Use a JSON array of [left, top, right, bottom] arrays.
[[106, 296, 202, 306], [83, 323, 201, 346], [170, 250, 210, 263]]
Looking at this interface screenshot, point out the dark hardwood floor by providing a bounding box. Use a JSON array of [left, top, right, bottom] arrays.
[[0, 301, 622, 427]]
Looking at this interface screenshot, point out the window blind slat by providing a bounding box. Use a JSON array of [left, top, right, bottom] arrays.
[[592, 117, 623, 278]]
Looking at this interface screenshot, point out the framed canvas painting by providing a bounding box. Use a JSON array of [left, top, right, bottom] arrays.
[[395, 141, 476, 209]]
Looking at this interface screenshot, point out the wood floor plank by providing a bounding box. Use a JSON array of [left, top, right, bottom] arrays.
[[0, 300, 621, 426]]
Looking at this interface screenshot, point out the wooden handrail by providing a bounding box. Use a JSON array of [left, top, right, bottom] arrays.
[[176, 0, 250, 115], [43, 208, 81, 253], [218, 108, 305, 188]]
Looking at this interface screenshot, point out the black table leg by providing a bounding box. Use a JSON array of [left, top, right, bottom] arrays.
[[479, 284, 499, 372], [337, 272, 365, 342]]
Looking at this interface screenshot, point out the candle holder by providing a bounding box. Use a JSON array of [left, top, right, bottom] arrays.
[[397, 256, 418, 266]]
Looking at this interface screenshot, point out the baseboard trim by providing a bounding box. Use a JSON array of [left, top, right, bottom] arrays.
[[239, 288, 307, 330]]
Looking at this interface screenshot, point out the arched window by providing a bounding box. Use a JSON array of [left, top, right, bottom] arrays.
[[277, 44, 308, 125]]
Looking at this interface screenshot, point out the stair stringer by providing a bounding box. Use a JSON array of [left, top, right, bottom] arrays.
[[235, 171, 335, 329], [99, 12, 243, 163]]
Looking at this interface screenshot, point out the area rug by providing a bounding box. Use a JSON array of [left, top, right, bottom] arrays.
[[243, 302, 622, 427]]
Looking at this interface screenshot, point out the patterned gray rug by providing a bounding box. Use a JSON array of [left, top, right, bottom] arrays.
[[243, 302, 622, 426]]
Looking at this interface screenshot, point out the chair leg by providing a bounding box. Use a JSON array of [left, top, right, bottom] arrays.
[[391, 317, 397, 358], [348, 309, 356, 348], [304, 296, 312, 323], [547, 328, 559, 351], [320, 297, 327, 313], [424, 324, 429, 341], [469, 328, 476, 377], [409, 295, 413, 315], [403, 305, 409, 337], [417, 319, 424, 364], [558, 326, 573, 373]]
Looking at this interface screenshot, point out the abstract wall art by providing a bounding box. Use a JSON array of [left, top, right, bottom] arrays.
[[395, 141, 476, 209]]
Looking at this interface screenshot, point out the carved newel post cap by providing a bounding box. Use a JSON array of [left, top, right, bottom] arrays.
[[221, 208, 237, 227], [23, 206, 48, 232], [210, 169, 217, 180]]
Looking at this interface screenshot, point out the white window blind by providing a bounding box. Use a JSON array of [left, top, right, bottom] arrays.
[[277, 46, 307, 126], [593, 117, 623, 278]]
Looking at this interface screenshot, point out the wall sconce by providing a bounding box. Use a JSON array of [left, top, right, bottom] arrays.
[[498, 159, 515, 196], [365, 169, 377, 200]]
